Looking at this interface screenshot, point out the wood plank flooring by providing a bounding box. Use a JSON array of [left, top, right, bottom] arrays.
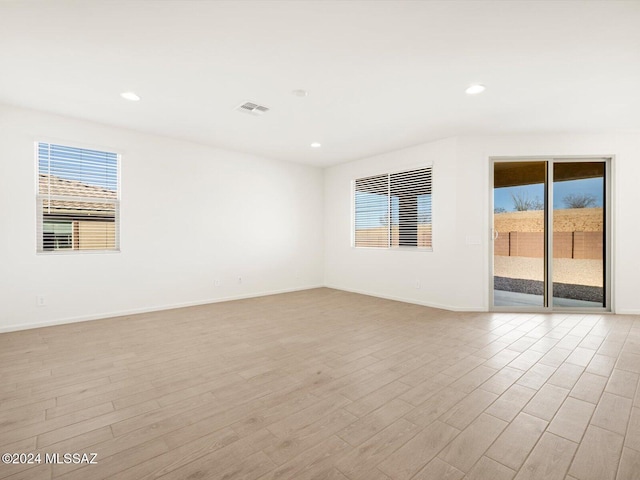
[[1, 288, 639, 480]]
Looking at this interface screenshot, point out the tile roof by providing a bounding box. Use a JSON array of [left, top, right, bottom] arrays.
[[39, 175, 117, 217], [39, 174, 117, 199]]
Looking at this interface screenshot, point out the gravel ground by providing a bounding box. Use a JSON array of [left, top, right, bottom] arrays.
[[494, 276, 604, 303], [494, 256, 603, 287]]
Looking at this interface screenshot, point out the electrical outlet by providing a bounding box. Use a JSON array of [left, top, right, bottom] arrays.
[[36, 295, 46, 306], [238, 277, 242, 285], [414, 280, 421, 289], [214, 279, 221, 287]]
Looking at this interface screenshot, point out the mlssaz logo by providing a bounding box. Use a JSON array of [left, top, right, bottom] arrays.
[[44, 453, 98, 464]]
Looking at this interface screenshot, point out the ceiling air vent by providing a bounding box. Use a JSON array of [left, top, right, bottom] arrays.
[[236, 101, 270, 116]]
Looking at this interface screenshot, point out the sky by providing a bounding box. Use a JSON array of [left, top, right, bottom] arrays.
[[494, 177, 604, 212], [38, 143, 118, 191]]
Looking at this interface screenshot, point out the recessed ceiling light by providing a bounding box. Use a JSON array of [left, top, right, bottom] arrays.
[[310, 142, 322, 148], [120, 91, 141, 101], [292, 89, 308, 97], [465, 84, 486, 95]]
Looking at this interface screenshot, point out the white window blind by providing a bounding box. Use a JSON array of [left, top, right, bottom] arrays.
[[354, 167, 432, 249], [37, 142, 120, 253]]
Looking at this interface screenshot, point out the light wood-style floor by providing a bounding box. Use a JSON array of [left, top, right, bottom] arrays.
[[1, 288, 639, 480]]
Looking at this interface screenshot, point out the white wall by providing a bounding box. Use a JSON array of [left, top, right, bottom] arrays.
[[324, 133, 640, 313], [3, 103, 639, 332], [0, 104, 324, 332], [324, 138, 474, 310]]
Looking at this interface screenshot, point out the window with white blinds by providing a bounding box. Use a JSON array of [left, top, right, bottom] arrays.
[[354, 167, 432, 249], [36, 142, 120, 253]]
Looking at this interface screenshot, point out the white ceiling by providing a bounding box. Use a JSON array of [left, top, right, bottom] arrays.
[[1, 1, 639, 167]]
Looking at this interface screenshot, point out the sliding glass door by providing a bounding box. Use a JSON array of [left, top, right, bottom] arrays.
[[492, 158, 609, 311], [492, 162, 547, 307]]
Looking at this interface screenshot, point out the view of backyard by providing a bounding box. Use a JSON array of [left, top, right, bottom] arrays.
[[493, 161, 606, 307]]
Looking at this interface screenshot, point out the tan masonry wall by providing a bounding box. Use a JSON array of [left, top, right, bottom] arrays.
[[494, 231, 603, 259]]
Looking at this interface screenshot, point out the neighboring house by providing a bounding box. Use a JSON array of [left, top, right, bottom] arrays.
[[39, 174, 117, 250]]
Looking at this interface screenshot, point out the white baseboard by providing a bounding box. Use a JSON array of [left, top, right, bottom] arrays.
[[612, 308, 640, 315], [0, 285, 324, 333], [324, 284, 483, 312], [6, 283, 624, 334]]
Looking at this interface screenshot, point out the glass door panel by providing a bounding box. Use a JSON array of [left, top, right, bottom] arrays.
[[552, 162, 605, 308], [493, 161, 546, 307]]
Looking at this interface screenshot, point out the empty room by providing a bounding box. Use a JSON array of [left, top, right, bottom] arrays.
[[1, 1, 640, 479]]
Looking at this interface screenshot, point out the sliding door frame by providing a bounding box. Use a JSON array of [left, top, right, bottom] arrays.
[[489, 156, 612, 313]]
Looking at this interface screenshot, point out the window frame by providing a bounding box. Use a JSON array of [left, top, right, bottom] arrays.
[[35, 140, 122, 255], [352, 164, 433, 251]]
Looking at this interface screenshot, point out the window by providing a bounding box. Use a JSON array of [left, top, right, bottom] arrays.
[[43, 221, 73, 250], [354, 167, 432, 249], [37, 142, 120, 252]]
